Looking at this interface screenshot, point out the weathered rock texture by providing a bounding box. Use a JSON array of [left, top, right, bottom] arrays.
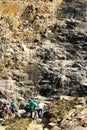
[[43, 96, 87, 130], [0, 0, 87, 103]]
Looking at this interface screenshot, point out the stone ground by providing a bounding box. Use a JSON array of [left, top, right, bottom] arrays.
[[28, 119, 43, 130], [0, 126, 6, 130]]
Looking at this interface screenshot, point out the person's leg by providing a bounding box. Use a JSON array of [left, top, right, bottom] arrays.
[[6, 110, 9, 119], [40, 109, 43, 117], [4, 110, 8, 119], [13, 110, 16, 118], [11, 108, 15, 118], [32, 110, 36, 119], [35, 110, 38, 118], [38, 109, 40, 118], [33, 110, 37, 119], [30, 110, 32, 118], [38, 109, 42, 118]]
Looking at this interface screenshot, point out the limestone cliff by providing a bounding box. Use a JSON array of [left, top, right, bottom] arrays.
[[0, 0, 87, 104]]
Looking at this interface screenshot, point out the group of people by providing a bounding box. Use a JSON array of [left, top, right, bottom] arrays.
[[4, 99, 52, 119], [26, 99, 52, 118], [4, 101, 17, 119]]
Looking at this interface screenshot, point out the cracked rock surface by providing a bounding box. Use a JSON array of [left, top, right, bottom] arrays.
[[0, 0, 86, 104]]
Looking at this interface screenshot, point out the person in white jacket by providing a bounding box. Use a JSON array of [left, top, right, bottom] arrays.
[[4, 103, 10, 119], [38, 102, 47, 118]]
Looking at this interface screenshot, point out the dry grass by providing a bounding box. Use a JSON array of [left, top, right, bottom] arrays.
[[2, 118, 32, 130], [48, 98, 83, 123]]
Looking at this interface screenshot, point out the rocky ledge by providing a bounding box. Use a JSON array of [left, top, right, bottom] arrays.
[[0, 0, 86, 106]]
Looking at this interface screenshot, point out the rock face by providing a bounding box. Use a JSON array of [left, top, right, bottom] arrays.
[[39, 96, 87, 130], [0, 0, 87, 103]]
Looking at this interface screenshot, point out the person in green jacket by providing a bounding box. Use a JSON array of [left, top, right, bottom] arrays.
[[28, 99, 38, 118]]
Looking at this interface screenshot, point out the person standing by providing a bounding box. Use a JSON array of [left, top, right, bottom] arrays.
[[38, 102, 47, 118], [10, 101, 17, 118], [4, 103, 10, 119], [28, 99, 38, 118]]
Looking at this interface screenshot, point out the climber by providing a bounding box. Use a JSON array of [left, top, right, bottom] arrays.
[[28, 99, 38, 118], [38, 102, 47, 118], [4, 103, 10, 119], [10, 101, 17, 118]]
